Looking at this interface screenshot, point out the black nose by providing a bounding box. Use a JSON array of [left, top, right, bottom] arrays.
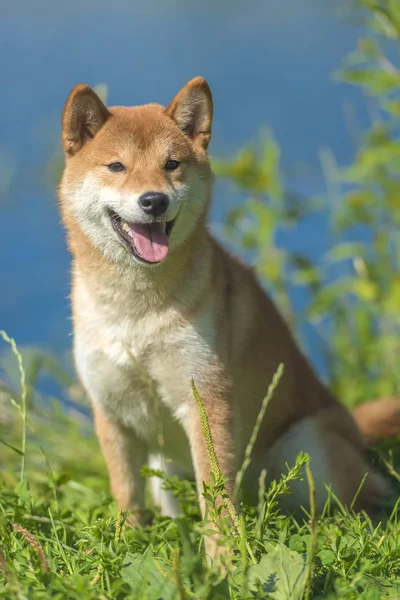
[[139, 192, 169, 217]]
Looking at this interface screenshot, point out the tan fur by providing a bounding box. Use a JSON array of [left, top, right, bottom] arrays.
[[353, 397, 400, 446], [58, 77, 399, 561]]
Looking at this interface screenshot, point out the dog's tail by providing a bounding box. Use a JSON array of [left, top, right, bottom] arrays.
[[352, 397, 400, 446]]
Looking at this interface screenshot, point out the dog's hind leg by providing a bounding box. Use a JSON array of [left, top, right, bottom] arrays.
[[264, 415, 387, 514]]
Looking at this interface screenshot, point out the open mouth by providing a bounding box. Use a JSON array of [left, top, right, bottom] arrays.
[[109, 210, 176, 264]]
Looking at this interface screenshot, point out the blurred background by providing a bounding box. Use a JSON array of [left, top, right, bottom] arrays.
[[1, 0, 399, 411]]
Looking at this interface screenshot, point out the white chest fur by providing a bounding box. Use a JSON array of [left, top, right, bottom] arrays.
[[73, 275, 215, 461]]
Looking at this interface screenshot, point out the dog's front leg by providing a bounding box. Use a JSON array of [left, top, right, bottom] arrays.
[[184, 387, 236, 562], [93, 405, 148, 525]]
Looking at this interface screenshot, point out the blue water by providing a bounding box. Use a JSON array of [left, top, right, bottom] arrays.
[[0, 1, 367, 375]]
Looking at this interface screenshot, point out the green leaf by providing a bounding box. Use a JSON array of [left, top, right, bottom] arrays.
[[325, 243, 367, 264], [317, 549, 335, 565], [289, 534, 306, 553], [0, 437, 24, 455], [201, 528, 220, 536], [357, 37, 381, 58], [121, 552, 177, 599], [248, 543, 308, 600]]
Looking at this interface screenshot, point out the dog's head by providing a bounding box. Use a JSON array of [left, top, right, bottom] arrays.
[[59, 78, 213, 267]]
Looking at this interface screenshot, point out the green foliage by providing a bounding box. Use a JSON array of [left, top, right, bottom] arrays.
[[247, 545, 308, 600], [1, 329, 398, 598], [213, 2, 400, 408], [2, 394, 400, 600]]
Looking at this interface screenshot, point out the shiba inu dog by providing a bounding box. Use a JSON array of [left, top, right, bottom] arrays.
[[59, 77, 400, 558]]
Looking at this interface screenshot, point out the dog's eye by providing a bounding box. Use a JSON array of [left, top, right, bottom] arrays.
[[107, 162, 126, 173], [165, 160, 180, 171]]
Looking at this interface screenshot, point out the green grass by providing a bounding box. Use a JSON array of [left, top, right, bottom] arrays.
[[1, 335, 400, 599]]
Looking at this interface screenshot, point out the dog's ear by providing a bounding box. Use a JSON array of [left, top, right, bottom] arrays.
[[166, 77, 213, 150], [62, 84, 110, 156]]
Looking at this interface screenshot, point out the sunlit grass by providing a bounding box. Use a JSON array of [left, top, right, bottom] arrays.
[[0, 337, 399, 599]]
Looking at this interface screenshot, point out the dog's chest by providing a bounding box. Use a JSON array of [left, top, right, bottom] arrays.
[[77, 291, 216, 431], [131, 308, 215, 403]]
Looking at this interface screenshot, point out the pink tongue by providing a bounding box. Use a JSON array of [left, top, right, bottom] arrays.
[[129, 222, 169, 263]]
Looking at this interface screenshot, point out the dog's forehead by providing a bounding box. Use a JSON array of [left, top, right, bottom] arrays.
[[100, 104, 188, 154]]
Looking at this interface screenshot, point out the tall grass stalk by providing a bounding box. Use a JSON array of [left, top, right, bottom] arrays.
[[0, 331, 27, 481], [304, 461, 317, 600], [191, 379, 240, 535], [234, 363, 284, 497]]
